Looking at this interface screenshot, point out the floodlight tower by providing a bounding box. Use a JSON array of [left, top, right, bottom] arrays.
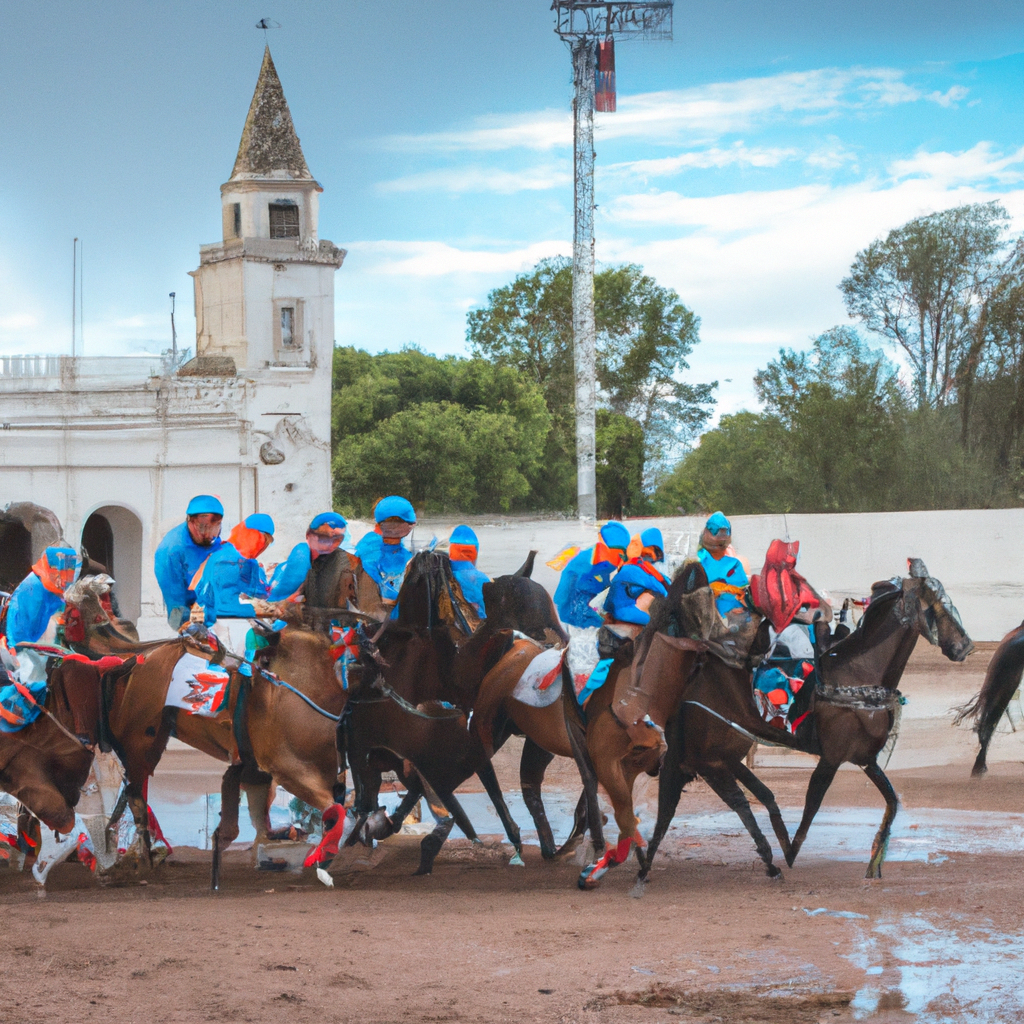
[[552, 1, 673, 522]]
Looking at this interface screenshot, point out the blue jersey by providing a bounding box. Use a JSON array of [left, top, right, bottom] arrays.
[[355, 532, 412, 602], [267, 542, 312, 602], [698, 548, 748, 616], [193, 543, 269, 624], [553, 547, 621, 629], [154, 522, 223, 623], [450, 559, 489, 618], [5, 573, 63, 647]]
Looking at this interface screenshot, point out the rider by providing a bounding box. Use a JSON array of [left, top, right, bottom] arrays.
[[153, 495, 225, 629], [627, 526, 670, 587], [447, 525, 489, 619], [3, 546, 79, 682], [192, 513, 275, 635], [697, 511, 749, 619], [355, 496, 416, 606], [267, 512, 348, 602], [553, 521, 631, 629]]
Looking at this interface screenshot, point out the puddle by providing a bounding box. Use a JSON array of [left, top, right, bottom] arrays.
[[847, 913, 1024, 1021]]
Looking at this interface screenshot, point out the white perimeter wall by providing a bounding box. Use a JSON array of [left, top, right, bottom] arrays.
[[376, 509, 1024, 644]]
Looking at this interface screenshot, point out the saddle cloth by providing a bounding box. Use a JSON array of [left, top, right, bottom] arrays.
[[511, 646, 564, 708], [165, 653, 230, 718]]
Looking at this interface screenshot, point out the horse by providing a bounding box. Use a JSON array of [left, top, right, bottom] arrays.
[[638, 558, 974, 885], [340, 550, 530, 875], [953, 620, 1024, 776]]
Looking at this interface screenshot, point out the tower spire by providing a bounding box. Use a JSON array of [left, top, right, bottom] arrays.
[[231, 47, 311, 181]]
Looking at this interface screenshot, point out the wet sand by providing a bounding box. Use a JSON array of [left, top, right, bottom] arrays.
[[2, 643, 1023, 1022]]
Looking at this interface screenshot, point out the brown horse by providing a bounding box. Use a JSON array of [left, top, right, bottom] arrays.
[[953, 620, 1024, 776], [638, 559, 974, 885]]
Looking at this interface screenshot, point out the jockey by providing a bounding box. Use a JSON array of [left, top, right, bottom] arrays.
[[697, 511, 749, 618], [192, 513, 275, 629], [603, 562, 668, 627], [267, 512, 348, 602], [553, 521, 631, 629], [447, 525, 489, 618], [355, 495, 416, 605], [153, 494, 224, 629], [627, 526, 670, 588], [4, 546, 79, 682]]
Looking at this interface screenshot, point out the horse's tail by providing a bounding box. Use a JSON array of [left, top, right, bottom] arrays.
[[952, 620, 1024, 776]]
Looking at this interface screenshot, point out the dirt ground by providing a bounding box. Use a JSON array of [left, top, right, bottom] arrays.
[[2, 644, 1023, 1023]]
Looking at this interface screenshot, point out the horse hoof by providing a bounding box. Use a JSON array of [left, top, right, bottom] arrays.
[[508, 852, 525, 867], [578, 862, 607, 890], [315, 867, 334, 888], [629, 878, 648, 899], [766, 864, 783, 880]]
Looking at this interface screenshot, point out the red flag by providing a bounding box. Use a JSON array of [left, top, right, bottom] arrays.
[[596, 38, 616, 112]]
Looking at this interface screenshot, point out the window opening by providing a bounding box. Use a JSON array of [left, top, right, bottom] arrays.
[[269, 202, 299, 239], [232, 203, 241, 237], [281, 307, 295, 347]]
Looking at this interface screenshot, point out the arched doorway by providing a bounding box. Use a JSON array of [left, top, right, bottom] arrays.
[[81, 506, 143, 623], [0, 502, 63, 593]]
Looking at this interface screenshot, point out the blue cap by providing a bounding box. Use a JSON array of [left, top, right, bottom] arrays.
[[309, 512, 347, 532], [244, 513, 275, 536], [705, 511, 731, 537], [612, 563, 669, 597], [44, 546, 79, 572], [374, 496, 416, 524], [599, 521, 630, 552], [450, 525, 479, 547], [640, 527, 664, 554], [187, 494, 224, 517]]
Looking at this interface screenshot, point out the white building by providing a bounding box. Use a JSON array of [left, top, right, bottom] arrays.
[[0, 48, 345, 637]]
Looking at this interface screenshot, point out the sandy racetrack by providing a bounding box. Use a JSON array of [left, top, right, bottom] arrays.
[[2, 645, 1023, 1023]]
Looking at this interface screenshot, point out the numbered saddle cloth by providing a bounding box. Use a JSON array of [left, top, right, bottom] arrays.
[[165, 653, 230, 718], [511, 646, 565, 708]]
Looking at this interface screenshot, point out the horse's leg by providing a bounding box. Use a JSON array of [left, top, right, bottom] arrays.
[[787, 758, 839, 867], [733, 759, 793, 864], [578, 755, 640, 890], [553, 791, 588, 858], [563, 693, 605, 857], [414, 812, 456, 876], [476, 758, 524, 865], [520, 737, 557, 859], [240, 760, 274, 846], [637, 716, 691, 886], [862, 759, 899, 880], [211, 763, 243, 891], [701, 766, 781, 878]]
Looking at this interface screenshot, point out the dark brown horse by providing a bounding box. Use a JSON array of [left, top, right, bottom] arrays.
[[954, 620, 1024, 776], [340, 551, 532, 875], [639, 558, 974, 885]]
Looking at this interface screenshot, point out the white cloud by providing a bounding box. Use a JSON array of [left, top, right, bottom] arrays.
[[927, 85, 971, 108], [348, 239, 572, 277], [607, 142, 797, 179], [889, 142, 1024, 186], [387, 67, 928, 153], [378, 165, 571, 194]]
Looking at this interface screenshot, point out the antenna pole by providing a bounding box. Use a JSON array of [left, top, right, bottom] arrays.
[[79, 239, 83, 355], [572, 37, 597, 522], [71, 237, 77, 358], [170, 292, 177, 365]]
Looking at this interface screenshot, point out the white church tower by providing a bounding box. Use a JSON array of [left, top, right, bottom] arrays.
[[0, 48, 345, 636]]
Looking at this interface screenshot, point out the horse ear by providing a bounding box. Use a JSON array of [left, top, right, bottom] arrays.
[[908, 557, 929, 578], [680, 558, 709, 593], [513, 551, 537, 578]]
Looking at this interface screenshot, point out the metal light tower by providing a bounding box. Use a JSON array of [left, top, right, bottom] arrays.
[[552, 1, 673, 522]]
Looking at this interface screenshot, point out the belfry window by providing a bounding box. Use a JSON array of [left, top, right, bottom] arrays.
[[269, 202, 299, 239], [281, 307, 295, 346]]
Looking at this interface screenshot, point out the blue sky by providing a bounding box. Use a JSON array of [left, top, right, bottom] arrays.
[[3, 1, 1024, 418]]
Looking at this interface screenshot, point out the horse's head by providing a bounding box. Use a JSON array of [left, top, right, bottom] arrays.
[[395, 551, 479, 637], [905, 559, 974, 662], [481, 574, 567, 645], [62, 575, 118, 646], [650, 558, 718, 641]]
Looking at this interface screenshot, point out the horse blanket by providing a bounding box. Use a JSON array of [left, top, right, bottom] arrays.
[[165, 653, 230, 718], [511, 646, 564, 708]]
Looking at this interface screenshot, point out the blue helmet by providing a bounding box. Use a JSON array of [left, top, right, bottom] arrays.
[[640, 527, 665, 557], [450, 524, 479, 547], [244, 513, 275, 536], [599, 521, 630, 553], [705, 511, 731, 538], [374, 496, 416, 524], [309, 512, 347, 533], [605, 563, 669, 625], [186, 494, 224, 517]]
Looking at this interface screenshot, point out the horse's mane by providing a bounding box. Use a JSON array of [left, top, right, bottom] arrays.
[[305, 548, 351, 609], [822, 584, 905, 662]]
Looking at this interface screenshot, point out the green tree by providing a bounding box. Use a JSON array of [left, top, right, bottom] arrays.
[[467, 258, 714, 511], [840, 202, 1011, 420]]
